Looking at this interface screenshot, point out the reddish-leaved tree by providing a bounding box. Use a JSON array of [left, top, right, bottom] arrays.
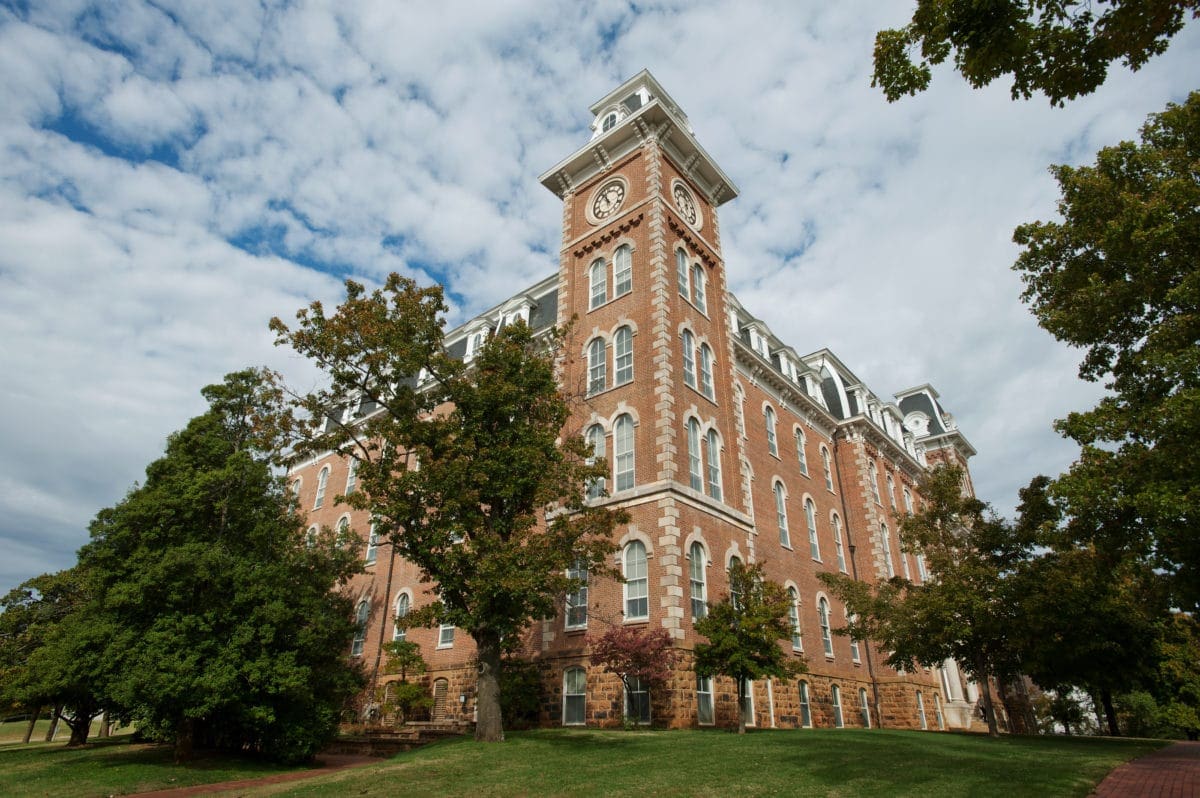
[[590, 626, 678, 726]]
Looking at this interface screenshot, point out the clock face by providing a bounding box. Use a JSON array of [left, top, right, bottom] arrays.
[[673, 183, 698, 226], [591, 181, 626, 220]]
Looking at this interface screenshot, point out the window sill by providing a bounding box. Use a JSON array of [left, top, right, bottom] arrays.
[[623, 617, 649, 626], [436, 644, 454, 650], [780, 543, 793, 551], [564, 626, 587, 635], [588, 288, 632, 314]]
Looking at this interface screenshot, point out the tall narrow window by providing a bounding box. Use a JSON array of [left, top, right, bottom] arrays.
[[689, 542, 707, 620], [624, 541, 648, 620], [589, 259, 607, 309], [563, 668, 586, 725], [775, 482, 790, 547], [916, 691, 928, 730], [676, 249, 689, 297], [705, 429, 722, 501], [819, 597, 833, 656], [614, 326, 633, 385], [734, 384, 746, 437], [881, 523, 895, 579], [903, 487, 913, 513], [566, 560, 588, 629], [901, 549, 912, 580], [681, 330, 696, 388], [805, 498, 820, 560], [587, 338, 606, 395], [365, 523, 379, 564], [314, 465, 330, 509], [697, 676, 714, 725], [859, 688, 871, 728], [345, 458, 357, 494], [393, 593, 409, 641], [798, 681, 812, 727], [335, 516, 350, 546], [886, 473, 897, 509], [586, 424, 606, 499], [686, 418, 703, 491], [821, 447, 834, 491], [692, 264, 706, 312], [698, 344, 714, 399], [626, 676, 650, 724], [934, 693, 946, 730], [729, 556, 743, 609], [741, 679, 755, 727], [291, 477, 302, 497], [831, 685, 844, 728], [832, 513, 847, 572], [306, 525, 318, 547], [351, 600, 369, 656], [438, 624, 455, 648], [916, 553, 928, 582], [765, 406, 778, 456], [788, 586, 802, 651], [614, 414, 635, 491], [613, 244, 632, 296], [869, 462, 881, 504], [795, 428, 809, 476], [847, 609, 861, 662]]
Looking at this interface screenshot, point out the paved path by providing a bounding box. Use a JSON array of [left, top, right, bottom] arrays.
[[1092, 741, 1200, 797], [130, 754, 378, 796]]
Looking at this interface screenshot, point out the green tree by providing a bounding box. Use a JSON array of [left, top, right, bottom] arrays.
[[1150, 612, 1200, 739], [270, 274, 625, 742], [874, 1, 1197, 105], [590, 625, 679, 728], [378, 641, 432, 724], [694, 562, 806, 734], [81, 369, 364, 763], [1013, 93, 1200, 613], [821, 465, 1026, 737]]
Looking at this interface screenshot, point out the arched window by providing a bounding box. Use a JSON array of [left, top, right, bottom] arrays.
[[847, 608, 861, 662], [614, 414, 635, 491], [689, 542, 707, 620], [916, 552, 928, 582], [903, 487, 913, 513], [587, 338, 607, 395], [819, 596, 833, 657], [681, 330, 696, 388], [805, 498, 820, 560], [734, 384, 746, 437], [345, 458, 357, 494], [365, 523, 379, 564], [798, 681, 813, 727], [314, 465, 330, 509], [566, 560, 588, 629], [614, 245, 632, 296], [291, 477, 302, 496], [306, 525, 318, 547], [869, 461, 881, 504], [698, 343, 714, 399], [676, 249, 689, 297], [881, 522, 895, 578], [602, 112, 618, 132], [787, 586, 802, 651], [351, 600, 369, 656], [901, 547, 912, 580], [832, 513, 847, 572], [916, 691, 928, 730], [705, 429, 722, 501], [589, 258, 607, 309], [393, 593, 410, 641], [821, 447, 834, 491], [794, 428, 809, 476], [886, 473, 897, 508], [729, 555, 743, 609], [831, 684, 844, 728], [624, 541, 648, 620], [764, 406, 778, 456], [692, 264, 706, 312], [563, 667, 586, 725], [614, 326, 633, 385], [774, 482, 790, 547], [586, 424, 606, 499], [686, 418, 703, 491], [336, 516, 350, 546], [859, 687, 871, 728]]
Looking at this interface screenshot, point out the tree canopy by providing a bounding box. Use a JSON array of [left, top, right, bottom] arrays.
[[874, 1, 1198, 105], [270, 274, 626, 742]]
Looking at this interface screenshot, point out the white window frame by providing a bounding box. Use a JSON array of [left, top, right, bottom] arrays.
[[614, 414, 635, 492], [881, 523, 895, 579], [821, 447, 834, 492], [832, 684, 844, 728], [351, 600, 369, 656], [676, 248, 689, 298], [365, 523, 379, 564], [741, 679, 756, 727], [345, 458, 357, 495], [819, 596, 834, 657], [314, 465, 330, 509], [869, 461, 881, 504], [696, 676, 714, 725], [687, 418, 703, 492], [764, 406, 778, 456], [859, 687, 871, 728], [437, 624, 455, 649], [623, 540, 649, 620], [916, 691, 928, 730], [393, 592, 410, 641], [586, 424, 606, 499], [689, 542, 707, 621], [788, 586, 802, 651], [613, 244, 632, 297], [681, 330, 696, 388], [698, 343, 714, 399], [705, 429, 722, 501], [563, 667, 587, 725], [692, 263, 706, 312], [798, 681, 813, 728], [805, 498, 820, 560], [774, 481, 790, 547], [589, 258, 607, 309], [614, 326, 633, 385], [832, 513, 847, 572], [625, 675, 651, 725], [847, 608, 861, 662], [795, 428, 809, 476], [587, 338, 607, 395], [565, 560, 589, 630]]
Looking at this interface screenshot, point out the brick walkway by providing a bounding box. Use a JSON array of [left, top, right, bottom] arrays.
[[130, 754, 377, 797], [1092, 741, 1200, 797]]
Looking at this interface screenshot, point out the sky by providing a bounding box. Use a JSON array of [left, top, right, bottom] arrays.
[[1, 1, 1197, 595]]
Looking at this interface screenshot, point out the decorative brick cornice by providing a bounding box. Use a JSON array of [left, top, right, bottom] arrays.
[[572, 212, 645, 258]]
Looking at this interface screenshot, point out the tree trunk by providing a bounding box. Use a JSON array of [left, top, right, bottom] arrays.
[[66, 715, 92, 747], [474, 632, 504, 742], [174, 718, 195, 763], [736, 676, 747, 735], [973, 658, 999, 738], [98, 711, 110, 738], [1101, 689, 1120, 737], [45, 703, 63, 742], [22, 706, 41, 744]]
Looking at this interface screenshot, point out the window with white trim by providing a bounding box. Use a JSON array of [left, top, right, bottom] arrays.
[[901, 547, 912, 580], [625, 676, 650, 724], [351, 600, 369, 656], [589, 259, 607, 310], [586, 424, 605, 499], [614, 326, 633, 386], [623, 540, 648, 620], [689, 542, 707, 621], [345, 459, 357, 494], [916, 691, 928, 729], [291, 477, 302, 497], [705, 429, 722, 501], [831, 684, 844, 728], [692, 264, 706, 312], [676, 249, 689, 297], [563, 667, 586, 725], [881, 522, 895, 579], [775, 481, 790, 547], [805, 498, 820, 560], [566, 559, 588, 629], [698, 344, 714, 399], [764, 406, 778, 456], [438, 624, 455, 648], [788, 586, 802, 651], [335, 516, 350, 546], [795, 428, 809, 476], [819, 596, 834, 657], [697, 676, 714, 725], [916, 552, 928, 582], [587, 338, 607, 395], [832, 513, 847, 572], [869, 462, 881, 504], [365, 523, 379, 564], [821, 447, 834, 491], [681, 330, 696, 388], [613, 244, 632, 297], [734, 384, 746, 437], [393, 593, 409, 641], [934, 693, 946, 730], [798, 681, 813, 727], [314, 465, 330, 509], [859, 687, 871, 728], [306, 525, 318, 547], [614, 414, 635, 491], [686, 418, 703, 492], [903, 487, 913, 513], [741, 679, 755, 727], [728, 556, 743, 609], [847, 608, 861, 662], [886, 473, 896, 509]]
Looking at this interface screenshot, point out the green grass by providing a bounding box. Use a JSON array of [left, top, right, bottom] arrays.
[[0, 717, 131, 745], [0, 735, 305, 797], [240, 728, 1165, 798]]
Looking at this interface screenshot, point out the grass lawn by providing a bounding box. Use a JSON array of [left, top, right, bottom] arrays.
[[0, 735, 306, 797], [241, 728, 1165, 798]]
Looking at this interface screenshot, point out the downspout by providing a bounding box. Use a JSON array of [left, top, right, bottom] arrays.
[[833, 429, 883, 729]]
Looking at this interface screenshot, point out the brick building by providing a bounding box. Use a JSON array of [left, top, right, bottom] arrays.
[[291, 71, 985, 732]]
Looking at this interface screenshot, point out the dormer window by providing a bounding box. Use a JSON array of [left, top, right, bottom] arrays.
[[602, 112, 618, 132]]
